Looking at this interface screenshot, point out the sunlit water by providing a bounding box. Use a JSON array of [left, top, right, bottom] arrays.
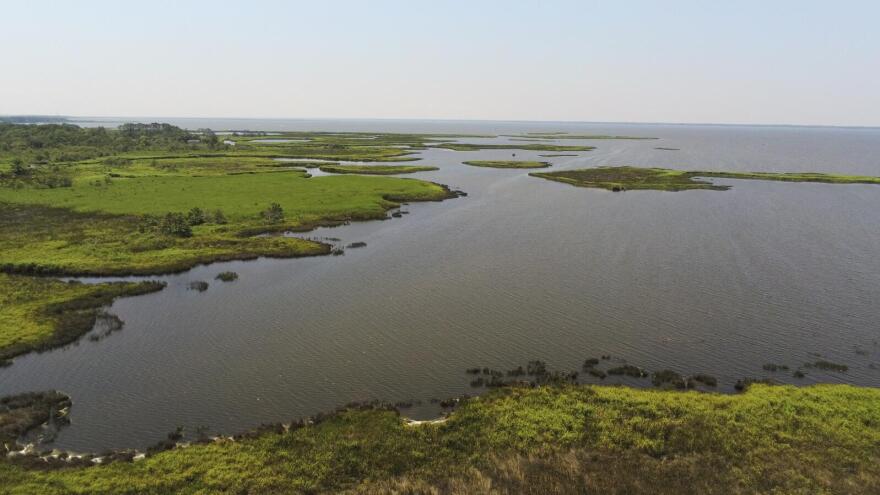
[[3, 120, 880, 451]]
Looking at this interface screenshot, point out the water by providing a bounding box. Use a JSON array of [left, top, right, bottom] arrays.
[[3, 120, 880, 452]]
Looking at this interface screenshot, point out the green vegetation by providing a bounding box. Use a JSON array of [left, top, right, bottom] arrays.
[[317, 164, 438, 175], [806, 360, 849, 372], [0, 274, 164, 363], [531, 166, 880, 192], [434, 143, 595, 152], [0, 123, 458, 362], [462, 160, 551, 169], [215, 271, 239, 282], [2, 384, 879, 494]]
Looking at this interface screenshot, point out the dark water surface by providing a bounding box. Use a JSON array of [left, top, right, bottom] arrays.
[[3, 120, 880, 451]]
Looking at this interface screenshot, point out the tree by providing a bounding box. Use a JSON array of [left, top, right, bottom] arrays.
[[159, 213, 193, 237], [11, 158, 27, 176], [186, 207, 207, 226], [211, 209, 228, 224], [261, 203, 284, 223]]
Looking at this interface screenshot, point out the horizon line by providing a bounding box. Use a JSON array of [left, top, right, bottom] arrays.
[[4, 114, 879, 130]]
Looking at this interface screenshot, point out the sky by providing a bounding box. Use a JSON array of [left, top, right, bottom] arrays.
[[1, 0, 878, 126]]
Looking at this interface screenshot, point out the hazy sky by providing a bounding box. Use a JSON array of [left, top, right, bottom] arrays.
[[2, 1, 878, 126]]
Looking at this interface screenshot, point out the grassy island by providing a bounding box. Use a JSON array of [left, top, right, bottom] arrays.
[[317, 164, 438, 175], [505, 134, 658, 140], [2, 383, 878, 494], [434, 143, 595, 152], [531, 166, 880, 192], [462, 160, 551, 169]]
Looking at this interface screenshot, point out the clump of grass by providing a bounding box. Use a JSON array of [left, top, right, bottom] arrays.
[[651, 370, 686, 389], [188, 281, 209, 292], [691, 374, 718, 387], [762, 363, 789, 372], [215, 271, 238, 282], [582, 358, 600, 369], [805, 360, 848, 372], [607, 365, 649, 378], [587, 368, 607, 379], [735, 378, 775, 391]]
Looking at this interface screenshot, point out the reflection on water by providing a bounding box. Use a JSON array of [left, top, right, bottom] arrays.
[[3, 122, 880, 451]]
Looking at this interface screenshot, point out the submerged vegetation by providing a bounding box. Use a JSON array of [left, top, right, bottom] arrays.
[[462, 160, 551, 169], [2, 384, 879, 494], [530, 166, 880, 192]]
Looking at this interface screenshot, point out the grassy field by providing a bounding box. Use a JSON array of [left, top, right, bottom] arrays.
[[317, 164, 439, 175], [2, 383, 878, 494], [531, 166, 880, 192], [463, 160, 551, 169], [0, 274, 164, 363]]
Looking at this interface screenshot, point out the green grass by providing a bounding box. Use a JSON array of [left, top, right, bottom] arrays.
[[0, 171, 449, 220], [434, 143, 595, 152], [462, 160, 551, 169], [0, 172, 452, 276], [531, 166, 880, 192], [0, 274, 164, 361], [2, 384, 878, 494], [317, 164, 439, 175]]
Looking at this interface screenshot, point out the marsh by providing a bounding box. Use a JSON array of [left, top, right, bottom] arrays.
[[2, 119, 880, 452]]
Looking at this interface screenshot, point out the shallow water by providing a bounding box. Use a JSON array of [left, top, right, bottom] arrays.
[[3, 121, 880, 451]]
